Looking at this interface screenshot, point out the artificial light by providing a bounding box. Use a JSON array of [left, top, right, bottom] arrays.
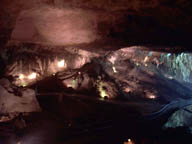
[[148, 94, 156, 99], [19, 74, 25, 80], [58, 59, 65, 68], [28, 72, 37, 80]]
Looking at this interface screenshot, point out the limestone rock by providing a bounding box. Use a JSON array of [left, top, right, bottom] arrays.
[[11, 6, 98, 45], [164, 105, 192, 132], [0, 78, 41, 114], [103, 47, 192, 102], [0, 0, 191, 48]]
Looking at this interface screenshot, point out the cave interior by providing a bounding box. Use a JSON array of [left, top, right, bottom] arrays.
[[0, 0, 192, 144]]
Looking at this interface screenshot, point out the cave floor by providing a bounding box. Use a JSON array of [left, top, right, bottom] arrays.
[[1, 94, 192, 144]]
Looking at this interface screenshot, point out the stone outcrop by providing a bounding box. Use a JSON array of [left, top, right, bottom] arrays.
[[11, 45, 191, 102], [0, 78, 41, 116], [103, 47, 192, 102], [164, 105, 192, 133]]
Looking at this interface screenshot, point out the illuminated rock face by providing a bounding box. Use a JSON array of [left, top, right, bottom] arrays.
[[4, 45, 94, 86], [103, 47, 192, 102], [11, 7, 98, 45], [1, 0, 191, 48], [3, 45, 192, 102], [0, 78, 41, 114], [164, 105, 192, 132]]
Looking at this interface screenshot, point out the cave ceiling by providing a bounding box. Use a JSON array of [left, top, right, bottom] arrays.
[[0, 0, 192, 52]]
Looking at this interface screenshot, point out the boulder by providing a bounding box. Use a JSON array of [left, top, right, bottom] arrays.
[[0, 78, 41, 114], [164, 105, 192, 131]]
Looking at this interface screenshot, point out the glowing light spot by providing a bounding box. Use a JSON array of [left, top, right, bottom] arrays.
[[28, 72, 37, 80], [167, 53, 171, 57], [100, 90, 108, 98], [124, 138, 134, 144], [58, 59, 65, 68], [144, 56, 149, 63], [19, 74, 25, 80], [148, 94, 156, 99], [112, 66, 118, 73], [66, 84, 72, 88], [136, 63, 140, 66], [124, 87, 132, 93], [98, 81, 109, 99]]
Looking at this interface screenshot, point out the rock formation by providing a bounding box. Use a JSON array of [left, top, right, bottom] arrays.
[[0, 0, 192, 49], [0, 78, 41, 121]]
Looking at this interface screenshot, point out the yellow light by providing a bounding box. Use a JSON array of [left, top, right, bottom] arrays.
[[100, 90, 108, 98], [136, 63, 140, 66], [28, 72, 37, 80], [98, 81, 109, 99], [128, 139, 131, 142], [19, 74, 25, 80], [58, 59, 65, 68]]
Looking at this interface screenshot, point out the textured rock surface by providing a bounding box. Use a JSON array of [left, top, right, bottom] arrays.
[[11, 7, 98, 45], [164, 105, 192, 131], [0, 0, 192, 49], [0, 78, 41, 114], [8, 45, 190, 102], [103, 47, 192, 102], [2, 44, 99, 86]]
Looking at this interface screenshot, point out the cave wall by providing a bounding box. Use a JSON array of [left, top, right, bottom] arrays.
[[0, 0, 192, 49]]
